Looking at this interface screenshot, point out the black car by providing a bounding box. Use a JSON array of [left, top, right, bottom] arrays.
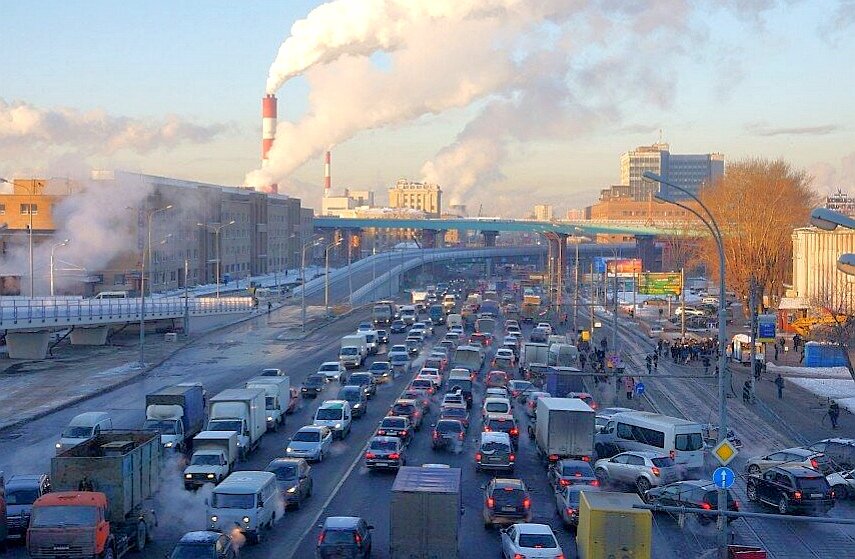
[[483, 478, 532, 527], [301, 373, 327, 398], [547, 459, 599, 489], [483, 414, 520, 448], [431, 419, 465, 451], [317, 516, 373, 559], [367, 361, 393, 384], [338, 385, 369, 418], [645, 480, 738, 524], [348, 372, 377, 399], [747, 465, 835, 515], [265, 458, 313, 509], [170, 531, 236, 559], [375, 329, 390, 344], [391, 320, 407, 334], [376, 416, 413, 444]]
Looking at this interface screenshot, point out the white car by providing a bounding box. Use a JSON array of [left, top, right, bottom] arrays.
[[486, 387, 511, 400], [482, 397, 512, 417], [285, 426, 333, 462], [317, 361, 346, 381], [500, 523, 564, 559], [412, 321, 434, 336], [536, 322, 553, 335], [416, 368, 442, 388], [826, 468, 855, 500]]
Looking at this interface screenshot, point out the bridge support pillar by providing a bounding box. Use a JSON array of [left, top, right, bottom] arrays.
[[481, 230, 499, 247], [543, 232, 569, 321], [420, 229, 442, 249], [6, 330, 50, 360], [70, 326, 110, 346], [636, 234, 661, 272]]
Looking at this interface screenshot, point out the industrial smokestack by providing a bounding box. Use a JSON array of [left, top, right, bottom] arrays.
[[324, 150, 331, 198], [262, 94, 278, 194]]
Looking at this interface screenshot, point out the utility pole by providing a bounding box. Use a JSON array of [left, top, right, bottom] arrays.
[[573, 239, 579, 337], [749, 275, 758, 402], [589, 261, 595, 338], [183, 258, 190, 336], [612, 262, 618, 353], [681, 268, 686, 340]]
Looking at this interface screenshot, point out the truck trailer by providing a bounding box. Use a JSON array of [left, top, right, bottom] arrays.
[[390, 466, 461, 559], [576, 491, 651, 559], [142, 383, 206, 453], [207, 389, 266, 459], [535, 397, 595, 463]]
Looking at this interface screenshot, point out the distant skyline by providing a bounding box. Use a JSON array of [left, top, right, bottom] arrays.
[[1, 1, 854, 216]]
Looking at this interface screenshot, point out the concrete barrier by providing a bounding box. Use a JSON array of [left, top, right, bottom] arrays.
[[6, 330, 51, 360]]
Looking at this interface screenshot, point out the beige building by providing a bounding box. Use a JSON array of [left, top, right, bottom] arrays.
[[388, 179, 442, 217], [791, 227, 855, 311], [620, 143, 724, 201], [534, 204, 553, 221]]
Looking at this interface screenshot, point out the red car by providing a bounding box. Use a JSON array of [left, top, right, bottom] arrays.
[[486, 370, 510, 388]]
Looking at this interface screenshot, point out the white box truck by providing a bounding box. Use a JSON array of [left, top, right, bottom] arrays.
[[207, 388, 266, 459], [183, 431, 238, 489], [340, 334, 368, 368], [390, 466, 461, 559], [245, 376, 290, 431], [535, 397, 595, 463]]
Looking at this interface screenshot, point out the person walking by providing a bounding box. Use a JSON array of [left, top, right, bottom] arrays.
[[652, 352, 658, 370], [774, 344, 779, 361], [774, 373, 785, 399], [742, 380, 751, 404], [624, 376, 635, 400], [645, 355, 652, 375], [829, 401, 840, 429], [702, 356, 710, 375]]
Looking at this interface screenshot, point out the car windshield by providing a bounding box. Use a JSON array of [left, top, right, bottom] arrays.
[[796, 476, 830, 493], [492, 488, 524, 505], [518, 533, 557, 549], [392, 404, 415, 415], [651, 457, 676, 467], [562, 464, 594, 477], [61, 426, 92, 438], [351, 375, 371, 385], [437, 421, 463, 432], [370, 440, 398, 451], [320, 364, 339, 372], [482, 441, 509, 453], [412, 380, 431, 388], [261, 369, 280, 376], [316, 408, 343, 420], [322, 530, 356, 545], [293, 430, 321, 442], [208, 420, 242, 432], [305, 376, 325, 387], [341, 347, 358, 355], [142, 419, 177, 434], [269, 464, 298, 481], [485, 402, 508, 413], [191, 454, 222, 466], [212, 493, 255, 509], [675, 433, 704, 451], [443, 408, 466, 418], [487, 418, 514, 430], [369, 363, 389, 372], [6, 488, 39, 505], [391, 354, 408, 364], [31, 506, 97, 527], [171, 543, 216, 559], [448, 379, 472, 392], [382, 418, 406, 428]]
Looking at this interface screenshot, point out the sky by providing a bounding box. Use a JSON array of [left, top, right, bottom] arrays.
[[1, 0, 854, 216]]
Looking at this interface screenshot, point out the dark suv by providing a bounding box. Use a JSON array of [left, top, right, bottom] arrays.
[[482, 478, 532, 527], [170, 531, 236, 559], [431, 419, 465, 451], [747, 465, 835, 515], [348, 372, 377, 399], [317, 516, 373, 559], [376, 416, 413, 444], [644, 480, 739, 524], [483, 414, 520, 447], [389, 399, 423, 430]]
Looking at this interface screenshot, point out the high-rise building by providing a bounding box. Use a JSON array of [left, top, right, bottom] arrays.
[[388, 179, 442, 217], [533, 204, 554, 221], [619, 143, 724, 200]]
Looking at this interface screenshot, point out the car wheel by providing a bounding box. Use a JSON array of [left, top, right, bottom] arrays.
[[636, 477, 651, 494], [595, 468, 609, 483], [778, 494, 789, 514], [748, 464, 761, 475], [644, 493, 656, 504], [747, 483, 758, 502], [833, 484, 848, 500]]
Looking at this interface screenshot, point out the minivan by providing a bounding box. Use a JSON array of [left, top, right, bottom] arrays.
[[476, 432, 515, 472], [5, 474, 52, 537], [207, 471, 278, 544], [313, 400, 353, 439], [56, 412, 112, 452], [447, 371, 473, 409]]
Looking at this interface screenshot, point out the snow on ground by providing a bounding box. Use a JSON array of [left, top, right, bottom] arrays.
[[766, 364, 852, 379], [788, 377, 855, 412]]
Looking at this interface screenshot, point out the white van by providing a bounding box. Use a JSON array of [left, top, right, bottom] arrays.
[[400, 305, 418, 325], [313, 400, 353, 440], [56, 412, 112, 452], [595, 411, 705, 470], [207, 471, 278, 544], [447, 313, 463, 330], [92, 291, 128, 300]]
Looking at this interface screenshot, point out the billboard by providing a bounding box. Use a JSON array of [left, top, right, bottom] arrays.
[[637, 272, 683, 296], [593, 257, 643, 275]]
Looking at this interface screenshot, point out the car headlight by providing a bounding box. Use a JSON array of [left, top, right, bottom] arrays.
[[56, 443, 62, 449], [236, 442, 242, 446], [335, 423, 342, 429], [242, 516, 251, 524], [165, 441, 174, 448], [353, 404, 360, 408], [267, 416, 274, 422], [286, 447, 293, 453], [185, 473, 192, 479], [207, 473, 215, 479], [287, 486, 297, 493], [211, 515, 218, 522]]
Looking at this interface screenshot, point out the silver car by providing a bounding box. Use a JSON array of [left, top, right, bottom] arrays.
[[594, 451, 678, 493], [286, 426, 333, 462]]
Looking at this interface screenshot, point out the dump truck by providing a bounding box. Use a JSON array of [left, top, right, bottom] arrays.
[[28, 431, 161, 559], [183, 431, 239, 489], [142, 383, 206, 453], [535, 397, 595, 463], [576, 491, 651, 559], [390, 466, 461, 559], [207, 389, 266, 459]]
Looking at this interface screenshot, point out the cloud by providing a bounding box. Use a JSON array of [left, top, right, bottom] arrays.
[[810, 151, 855, 192], [745, 122, 841, 136]]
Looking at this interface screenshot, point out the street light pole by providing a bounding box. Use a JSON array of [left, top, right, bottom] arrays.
[[300, 238, 322, 332], [325, 239, 342, 317], [644, 171, 729, 554], [49, 239, 70, 296], [197, 220, 235, 299], [138, 205, 173, 367]]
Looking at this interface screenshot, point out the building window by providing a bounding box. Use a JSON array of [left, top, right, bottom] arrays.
[[0, 203, 5, 215], [20, 203, 38, 215], [114, 274, 126, 285]]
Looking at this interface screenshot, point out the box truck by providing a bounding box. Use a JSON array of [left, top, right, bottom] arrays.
[[535, 397, 595, 463], [183, 430, 239, 489], [245, 376, 290, 431], [576, 491, 651, 559], [142, 383, 206, 453], [207, 389, 266, 459], [390, 466, 461, 559]]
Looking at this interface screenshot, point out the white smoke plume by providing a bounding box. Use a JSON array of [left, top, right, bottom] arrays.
[[0, 98, 228, 154]]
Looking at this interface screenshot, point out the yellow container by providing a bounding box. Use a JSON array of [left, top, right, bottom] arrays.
[[576, 491, 652, 559]]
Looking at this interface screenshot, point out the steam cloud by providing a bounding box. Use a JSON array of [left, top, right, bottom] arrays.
[[250, 0, 784, 212]]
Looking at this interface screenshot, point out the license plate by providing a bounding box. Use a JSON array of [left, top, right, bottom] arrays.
[[811, 493, 823, 498], [54, 546, 70, 551], [502, 506, 516, 512]]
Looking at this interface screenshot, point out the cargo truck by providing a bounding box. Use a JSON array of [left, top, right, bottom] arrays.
[[207, 389, 266, 459], [428, 304, 445, 325], [372, 301, 395, 325], [245, 376, 290, 431], [547, 343, 578, 368], [535, 397, 595, 463], [183, 431, 238, 489], [544, 366, 582, 397], [390, 466, 461, 559], [521, 301, 539, 323], [142, 383, 206, 453], [475, 317, 496, 334], [576, 491, 651, 559], [521, 342, 549, 374], [28, 431, 161, 559]]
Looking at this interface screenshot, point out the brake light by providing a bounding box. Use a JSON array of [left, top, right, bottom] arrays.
[[318, 532, 325, 545], [510, 428, 519, 436], [810, 459, 819, 469], [523, 497, 531, 509], [590, 480, 600, 487], [475, 452, 482, 461], [483, 426, 492, 432], [793, 491, 802, 500], [509, 454, 516, 462], [581, 455, 590, 462], [559, 479, 570, 487], [377, 429, 386, 435], [514, 554, 524, 559], [365, 452, 376, 459], [401, 430, 408, 436], [389, 453, 400, 460], [555, 554, 565, 559], [432, 431, 438, 439], [700, 502, 712, 510], [565, 507, 575, 515], [830, 490, 836, 499], [548, 454, 559, 462], [651, 466, 661, 476], [487, 497, 495, 508], [734, 500, 740, 510], [354, 532, 362, 545], [458, 432, 464, 440]]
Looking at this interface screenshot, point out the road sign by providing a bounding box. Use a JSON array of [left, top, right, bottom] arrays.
[[637, 272, 683, 296], [712, 439, 739, 467], [758, 314, 777, 342], [713, 466, 735, 489], [635, 382, 645, 395]]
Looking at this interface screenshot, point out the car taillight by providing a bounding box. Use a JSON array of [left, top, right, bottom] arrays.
[[548, 454, 559, 462], [510, 454, 516, 462], [389, 453, 400, 460], [555, 554, 565, 559], [487, 497, 495, 508], [401, 430, 408, 436], [513, 554, 524, 559], [565, 507, 575, 515], [365, 452, 376, 459], [581, 455, 590, 462], [377, 429, 386, 435], [354, 532, 362, 545], [523, 497, 531, 509], [810, 459, 819, 469], [734, 500, 740, 510], [458, 432, 464, 440], [475, 452, 482, 461], [590, 479, 600, 487], [830, 490, 836, 499], [432, 431, 438, 439], [700, 502, 712, 510], [793, 491, 802, 500], [559, 479, 570, 487], [483, 426, 492, 432], [651, 466, 660, 476], [510, 428, 519, 436], [318, 532, 325, 544]]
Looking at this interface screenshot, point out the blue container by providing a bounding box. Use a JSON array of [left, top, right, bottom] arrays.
[[804, 342, 847, 367]]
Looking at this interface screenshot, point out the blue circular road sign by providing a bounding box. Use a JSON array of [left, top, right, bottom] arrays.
[[713, 466, 735, 489], [635, 382, 645, 395]]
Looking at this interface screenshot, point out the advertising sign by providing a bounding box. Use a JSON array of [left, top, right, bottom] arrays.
[[637, 272, 683, 296], [607, 259, 643, 275], [757, 314, 777, 342]]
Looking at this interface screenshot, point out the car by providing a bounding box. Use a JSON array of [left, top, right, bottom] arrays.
[[348, 372, 377, 399], [260, 368, 285, 377], [747, 465, 835, 515], [548, 459, 599, 489], [536, 322, 553, 335], [318, 361, 346, 382], [402, 388, 432, 412], [486, 370, 510, 388], [286, 426, 333, 462], [469, 333, 489, 347], [390, 319, 407, 333], [529, 327, 548, 343], [597, 406, 634, 420], [555, 484, 602, 527], [504, 319, 520, 330], [431, 419, 465, 451], [507, 380, 534, 401], [566, 391, 597, 410], [493, 348, 516, 363], [404, 338, 421, 356], [524, 391, 551, 418], [301, 373, 327, 398], [416, 368, 443, 388], [485, 387, 511, 401], [644, 480, 739, 524], [442, 392, 465, 407], [317, 516, 373, 559], [357, 322, 373, 333], [424, 356, 447, 373], [444, 332, 462, 344], [389, 399, 423, 430], [409, 378, 436, 395], [313, 400, 353, 439], [483, 413, 519, 447], [413, 321, 434, 336], [482, 397, 512, 417], [476, 431, 515, 472], [170, 531, 236, 559], [4, 473, 52, 537], [389, 352, 412, 375], [407, 328, 426, 342], [367, 361, 393, 383], [376, 416, 413, 444], [826, 468, 855, 500], [745, 447, 832, 475], [499, 523, 564, 559], [439, 405, 470, 429], [338, 385, 369, 418], [594, 451, 679, 494], [483, 478, 532, 527], [365, 436, 406, 469], [806, 438, 855, 471], [265, 457, 313, 508], [375, 329, 389, 344]]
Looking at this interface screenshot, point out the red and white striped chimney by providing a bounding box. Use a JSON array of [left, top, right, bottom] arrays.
[[324, 150, 331, 198], [262, 94, 278, 194]]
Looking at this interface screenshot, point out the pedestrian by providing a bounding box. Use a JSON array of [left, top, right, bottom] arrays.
[[267, 301, 272, 314], [702, 356, 710, 375], [725, 344, 733, 362], [829, 401, 840, 429], [624, 376, 635, 400], [799, 348, 805, 363], [645, 355, 652, 374], [742, 380, 751, 403], [753, 358, 763, 380], [774, 344, 778, 361], [652, 353, 659, 370], [774, 373, 784, 399]]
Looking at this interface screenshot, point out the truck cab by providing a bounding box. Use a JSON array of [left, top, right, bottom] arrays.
[[184, 431, 238, 490]]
